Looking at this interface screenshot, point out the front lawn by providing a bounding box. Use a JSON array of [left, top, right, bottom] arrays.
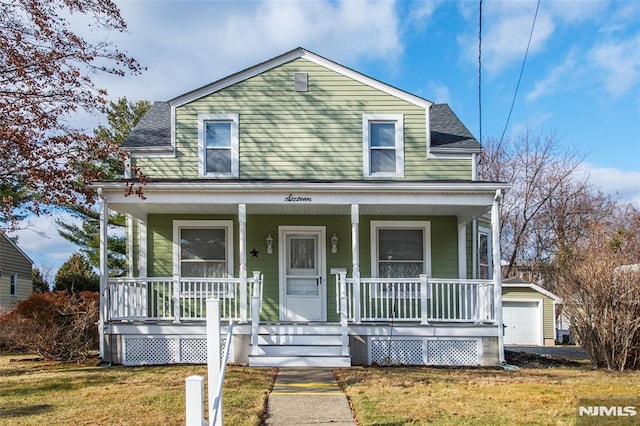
[[335, 355, 640, 425], [0, 354, 276, 425], [2, 352, 639, 425]]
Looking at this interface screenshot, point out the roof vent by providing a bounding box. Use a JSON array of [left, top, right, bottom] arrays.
[[294, 72, 308, 92]]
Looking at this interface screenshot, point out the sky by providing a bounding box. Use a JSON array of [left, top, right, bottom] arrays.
[[11, 0, 640, 279]]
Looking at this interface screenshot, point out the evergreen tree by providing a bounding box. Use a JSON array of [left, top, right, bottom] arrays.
[[54, 253, 99, 293], [56, 98, 151, 277], [32, 268, 49, 293]]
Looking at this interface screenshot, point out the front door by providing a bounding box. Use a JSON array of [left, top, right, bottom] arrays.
[[279, 226, 326, 321]]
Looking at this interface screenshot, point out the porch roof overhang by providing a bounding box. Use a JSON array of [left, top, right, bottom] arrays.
[[95, 180, 510, 224]]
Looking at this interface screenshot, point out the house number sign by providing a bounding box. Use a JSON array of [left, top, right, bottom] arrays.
[[284, 193, 312, 202]]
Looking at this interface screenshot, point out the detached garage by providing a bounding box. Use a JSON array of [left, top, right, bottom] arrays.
[[502, 278, 561, 346]]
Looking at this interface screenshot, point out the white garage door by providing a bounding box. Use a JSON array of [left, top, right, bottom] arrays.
[[503, 301, 541, 345]]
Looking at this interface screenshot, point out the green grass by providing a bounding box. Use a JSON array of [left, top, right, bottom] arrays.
[[0, 354, 277, 425], [3, 353, 639, 425], [334, 365, 640, 425]]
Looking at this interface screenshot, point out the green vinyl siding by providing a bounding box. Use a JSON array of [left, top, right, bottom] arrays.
[[502, 288, 556, 342], [134, 58, 473, 180], [140, 213, 459, 322]]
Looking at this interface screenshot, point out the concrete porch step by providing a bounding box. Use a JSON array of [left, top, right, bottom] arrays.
[[255, 344, 345, 356], [249, 355, 351, 367]]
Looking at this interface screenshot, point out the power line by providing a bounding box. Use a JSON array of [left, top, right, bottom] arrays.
[[499, 0, 541, 144], [478, 0, 482, 143]]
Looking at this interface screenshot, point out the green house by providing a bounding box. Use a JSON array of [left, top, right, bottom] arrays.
[[95, 48, 509, 367]]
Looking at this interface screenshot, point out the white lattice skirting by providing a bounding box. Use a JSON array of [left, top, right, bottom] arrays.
[[370, 338, 480, 366], [122, 337, 224, 366]]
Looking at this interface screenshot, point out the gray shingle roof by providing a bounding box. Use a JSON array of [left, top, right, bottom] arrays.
[[430, 104, 481, 151], [121, 101, 171, 149]]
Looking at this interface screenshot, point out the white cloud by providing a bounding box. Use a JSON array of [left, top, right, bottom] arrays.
[[589, 35, 640, 98], [527, 49, 578, 101], [425, 81, 451, 104], [9, 213, 82, 277], [98, 0, 403, 105], [547, 0, 608, 24], [578, 163, 640, 208], [407, 0, 439, 30], [460, 1, 555, 76]]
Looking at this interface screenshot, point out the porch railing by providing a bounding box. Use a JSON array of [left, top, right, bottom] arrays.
[[106, 271, 263, 322], [336, 274, 495, 323]]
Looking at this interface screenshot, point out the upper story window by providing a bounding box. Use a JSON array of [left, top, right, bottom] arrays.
[[198, 114, 239, 177], [362, 114, 404, 177]]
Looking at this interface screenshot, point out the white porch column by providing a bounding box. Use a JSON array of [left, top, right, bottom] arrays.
[[98, 189, 108, 360], [138, 215, 148, 277], [238, 204, 248, 322], [457, 222, 467, 279], [351, 204, 361, 323], [491, 190, 505, 364]]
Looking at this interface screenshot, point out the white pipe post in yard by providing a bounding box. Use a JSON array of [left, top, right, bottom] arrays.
[[207, 298, 222, 425], [185, 375, 205, 426]]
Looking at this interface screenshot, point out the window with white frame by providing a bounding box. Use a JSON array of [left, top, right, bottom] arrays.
[[10, 273, 17, 296], [362, 114, 404, 177], [478, 227, 492, 279], [198, 114, 239, 177], [173, 220, 234, 278], [371, 221, 431, 278]]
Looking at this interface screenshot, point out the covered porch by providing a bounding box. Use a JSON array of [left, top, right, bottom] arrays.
[[96, 180, 508, 366]]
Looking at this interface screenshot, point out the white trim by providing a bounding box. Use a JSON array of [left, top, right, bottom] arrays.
[[170, 48, 432, 110], [197, 114, 239, 178], [457, 224, 467, 279], [278, 225, 327, 322], [95, 180, 510, 193], [370, 221, 431, 278], [172, 220, 234, 277], [138, 217, 148, 277], [362, 114, 404, 177], [478, 225, 492, 279], [126, 214, 134, 276], [502, 282, 562, 303], [502, 298, 544, 346]]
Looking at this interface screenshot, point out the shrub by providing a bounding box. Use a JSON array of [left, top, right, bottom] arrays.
[[0, 291, 99, 362]]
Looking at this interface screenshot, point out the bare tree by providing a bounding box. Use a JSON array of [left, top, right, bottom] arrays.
[[479, 130, 585, 278], [555, 206, 640, 370]]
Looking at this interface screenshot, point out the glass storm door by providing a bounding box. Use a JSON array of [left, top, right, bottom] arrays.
[[280, 228, 326, 321]]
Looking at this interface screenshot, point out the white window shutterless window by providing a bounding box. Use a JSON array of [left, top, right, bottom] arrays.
[[173, 220, 234, 278], [198, 114, 239, 177], [371, 221, 431, 279], [362, 114, 404, 177], [478, 227, 492, 279]]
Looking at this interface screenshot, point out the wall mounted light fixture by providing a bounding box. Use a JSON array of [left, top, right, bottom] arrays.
[[331, 233, 338, 254], [266, 234, 274, 255]]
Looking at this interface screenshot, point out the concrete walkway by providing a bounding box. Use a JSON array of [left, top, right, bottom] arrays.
[[265, 368, 356, 425]]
